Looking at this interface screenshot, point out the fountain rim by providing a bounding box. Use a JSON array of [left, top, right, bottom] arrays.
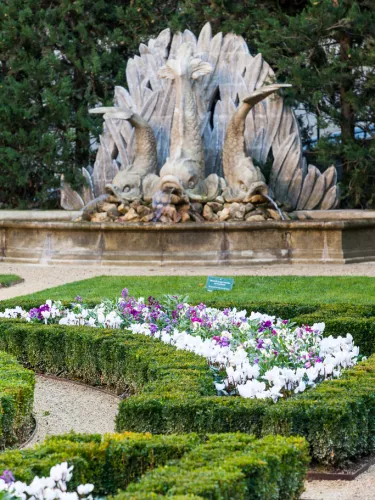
[[2, 217, 375, 232]]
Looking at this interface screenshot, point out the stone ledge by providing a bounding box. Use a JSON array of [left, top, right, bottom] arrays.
[[1, 217, 375, 231]]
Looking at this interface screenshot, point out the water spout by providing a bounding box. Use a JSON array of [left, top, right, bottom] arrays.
[[263, 194, 286, 221], [152, 190, 173, 222], [72, 194, 109, 221]]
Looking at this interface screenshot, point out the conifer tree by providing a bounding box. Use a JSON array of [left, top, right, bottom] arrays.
[[254, 0, 375, 207], [0, 0, 178, 207]]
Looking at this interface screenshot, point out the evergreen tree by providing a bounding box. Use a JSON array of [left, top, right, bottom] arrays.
[[254, 0, 375, 207], [0, 0, 180, 207]]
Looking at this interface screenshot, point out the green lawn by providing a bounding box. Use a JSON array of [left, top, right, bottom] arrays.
[[1, 275, 375, 307], [0, 274, 23, 288]]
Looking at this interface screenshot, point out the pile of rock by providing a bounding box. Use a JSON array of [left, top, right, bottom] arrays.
[[76, 194, 289, 224]]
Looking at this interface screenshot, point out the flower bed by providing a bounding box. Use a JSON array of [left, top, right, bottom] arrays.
[[0, 352, 34, 449], [0, 432, 309, 499], [0, 292, 361, 402], [0, 293, 374, 465], [0, 319, 375, 464]]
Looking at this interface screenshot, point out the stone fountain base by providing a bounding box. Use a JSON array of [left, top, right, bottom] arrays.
[[75, 194, 287, 224], [1, 211, 375, 265]]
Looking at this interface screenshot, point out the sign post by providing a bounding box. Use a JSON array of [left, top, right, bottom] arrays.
[[206, 276, 234, 292]]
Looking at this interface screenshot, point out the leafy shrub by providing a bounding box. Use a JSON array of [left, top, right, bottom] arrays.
[[0, 351, 34, 448], [0, 432, 309, 499]]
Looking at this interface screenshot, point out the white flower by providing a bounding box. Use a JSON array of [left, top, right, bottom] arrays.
[[215, 382, 226, 391], [312, 322, 325, 333], [294, 380, 306, 393], [44, 488, 60, 500], [42, 310, 51, 320], [8, 481, 28, 500], [50, 463, 73, 483], [60, 492, 78, 500], [77, 484, 94, 495], [87, 317, 96, 327]]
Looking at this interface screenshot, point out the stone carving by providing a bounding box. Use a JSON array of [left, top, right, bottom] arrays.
[[89, 106, 158, 202], [61, 23, 339, 217], [155, 43, 221, 201], [222, 84, 290, 203]]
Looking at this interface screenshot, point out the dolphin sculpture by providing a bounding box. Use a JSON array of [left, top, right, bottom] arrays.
[[89, 106, 158, 202], [157, 43, 220, 201], [222, 84, 292, 203]]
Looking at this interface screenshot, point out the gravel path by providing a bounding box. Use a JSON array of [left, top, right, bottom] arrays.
[[25, 375, 118, 448], [2, 262, 375, 300], [302, 467, 375, 500]]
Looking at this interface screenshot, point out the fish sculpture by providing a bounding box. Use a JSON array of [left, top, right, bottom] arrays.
[[157, 43, 220, 201], [222, 84, 291, 203], [89, 107, 158, 202]]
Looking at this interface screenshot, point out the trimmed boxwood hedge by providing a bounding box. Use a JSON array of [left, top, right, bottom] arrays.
[[0, 351, 34, 449], [0, 432, 309, 499], [0, 319, 375, 465]]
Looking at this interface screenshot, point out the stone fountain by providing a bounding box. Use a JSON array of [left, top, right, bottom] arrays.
[[61, 23, 339, 224], [2, 24, 375, 266]]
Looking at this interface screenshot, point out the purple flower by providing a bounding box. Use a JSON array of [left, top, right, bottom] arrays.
[[74, 295, 82, 303], [282, 319, 288, 325], [212, 335, 230, 347], [258, 320, 272, 333], [29, 307, 40, 320], [29, 303, 50, 321], [220, 336, 230, 347], [149, 323, 158, 334], [191, 316, 203, 324], [0, 470, 15, 484], [121, 288, 129, 299], [315, 357, 323, 363], [273, 350, 279, 356], [148, 296, 161, 307], [305, 361, 312, 368]]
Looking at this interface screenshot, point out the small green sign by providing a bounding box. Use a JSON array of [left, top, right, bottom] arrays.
[[206, 276, 234, 292]]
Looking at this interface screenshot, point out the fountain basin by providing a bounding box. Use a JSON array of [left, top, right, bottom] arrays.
[[1, 211, 375, 265]]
